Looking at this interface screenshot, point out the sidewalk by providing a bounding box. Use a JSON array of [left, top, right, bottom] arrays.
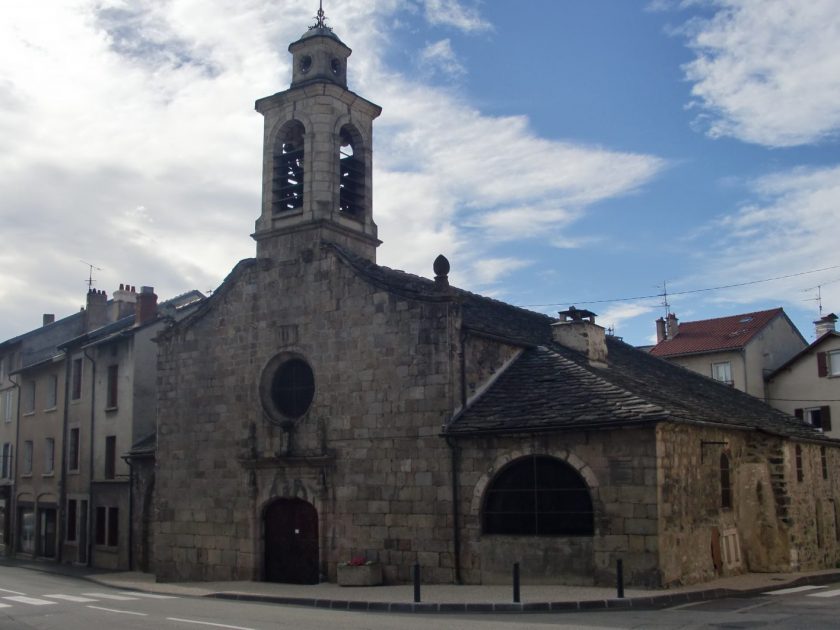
[[5, 558, 840, 613]]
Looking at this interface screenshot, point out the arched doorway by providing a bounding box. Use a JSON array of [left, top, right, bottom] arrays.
[[263, 498, 319, 584]]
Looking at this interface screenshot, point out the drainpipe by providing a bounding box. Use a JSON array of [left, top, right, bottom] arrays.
[[57, 353, 71, 563], [83, 349, 96, 567], [9, 372, 20, 556], [122, 454, 133, 571], [446, 436, 462, 584]]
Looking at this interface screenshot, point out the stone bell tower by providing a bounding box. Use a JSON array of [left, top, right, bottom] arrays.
[[253, 4, 382, 262]]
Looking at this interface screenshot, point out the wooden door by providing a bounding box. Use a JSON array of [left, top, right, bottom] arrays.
[[264, 499, 319, 584]]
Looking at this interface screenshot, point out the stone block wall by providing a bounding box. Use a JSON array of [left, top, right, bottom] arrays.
[[153, 244, 459, 582], [455, 427, 660, 587]]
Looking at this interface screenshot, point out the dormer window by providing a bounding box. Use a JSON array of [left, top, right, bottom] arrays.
[[339, 126, 363, 218], [273, 121, 305, 213]]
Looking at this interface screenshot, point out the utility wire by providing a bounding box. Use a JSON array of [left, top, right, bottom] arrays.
[[521, 263, 840, 308]]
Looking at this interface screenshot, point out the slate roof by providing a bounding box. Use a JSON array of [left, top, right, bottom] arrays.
[[328, 244, 826, 442], [650, 308, 791, 357]]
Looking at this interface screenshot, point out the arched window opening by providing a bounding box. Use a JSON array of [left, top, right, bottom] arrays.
[[483, 455, 593, 536], [339, 126, 364, 218], [273, 122, 305, 213], [720, 453, 732, 509]]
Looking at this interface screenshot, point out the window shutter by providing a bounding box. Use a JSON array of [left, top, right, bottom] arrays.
[[794, 408, 803, 420], [818, 352, 828, 377], [821, 406, 832, 432]]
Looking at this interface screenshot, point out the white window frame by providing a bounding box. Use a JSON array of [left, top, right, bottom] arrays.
[[712, 361, 733, 385], [22, 440, 33, 475], [45, 374, 58, 410], [805, 407, 825, 429], [22, 380, 35, 415], [829, 350, 840, 377]]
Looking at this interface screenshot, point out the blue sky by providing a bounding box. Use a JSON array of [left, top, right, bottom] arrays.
[[1, 0, 839, 345]]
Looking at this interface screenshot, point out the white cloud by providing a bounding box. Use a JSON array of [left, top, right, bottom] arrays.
[[0, 0, 665, 339], [469, 258, 532, 285], [423, 0, 491, 33], [595, 303, 659, 338], [418, 39, 465, 78], [682, 0, 840, 147], [687, 164, 840, 313]]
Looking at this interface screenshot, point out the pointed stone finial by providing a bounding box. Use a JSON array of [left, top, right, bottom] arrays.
[[434, 254, 450, 287]]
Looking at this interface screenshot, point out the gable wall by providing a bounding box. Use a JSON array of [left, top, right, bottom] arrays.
[[153, 244, 459, 582]]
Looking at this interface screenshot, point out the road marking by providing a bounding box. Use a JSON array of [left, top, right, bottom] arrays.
[[166, 618, 257, 630], [44, 594, 99, 602], [118, 591, 177, 599], [87, 605, 148, 616], [731, 600, 775, 614], [764, 585, 827, 595], [808, 588, 840, 598], [0, 603, 10, 609], [3, 595, 57, 606], [0, 588, 25, 595], [81, 592, 139, 601]]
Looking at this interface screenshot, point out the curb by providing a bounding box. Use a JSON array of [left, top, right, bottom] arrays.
[[205, 570, 840, 614]]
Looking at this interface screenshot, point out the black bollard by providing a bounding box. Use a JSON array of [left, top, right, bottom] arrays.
[[413, 562, 421, 603], [512, 562, 520, 603], [616, 558, 624, 599]]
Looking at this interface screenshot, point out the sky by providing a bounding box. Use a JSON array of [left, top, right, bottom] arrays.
[[1, 0, 839, 346]]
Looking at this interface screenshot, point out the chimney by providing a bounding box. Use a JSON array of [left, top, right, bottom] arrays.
[[666, 312, 679, 340], [815, 313, 838, 337], [84, 288, 109, 332], [135, 286, 158, 326], [42, 314, 55, 327], [111, 283, 138, 320], [655, 317, 666, 343], [552, 306, 608, 368]]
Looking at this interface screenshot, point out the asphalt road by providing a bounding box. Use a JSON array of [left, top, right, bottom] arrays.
[[1, 564, 840, 629]]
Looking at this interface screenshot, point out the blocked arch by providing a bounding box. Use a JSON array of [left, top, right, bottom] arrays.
[[472, 450, 598, 536]]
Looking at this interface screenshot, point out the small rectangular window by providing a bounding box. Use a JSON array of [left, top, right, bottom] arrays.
[[106, 365, 118, 409], [23, 381, 35, 414], [1, 391, 13, 423], [22, 440, 33, 475], [95, 506, 106, 545], [107, 507, 119, 547], [822, 446, 828, 480], [104, 436, 116, 479], [44, 438, 54, 474], [1, 443, 11, 479], [68, 428, 80, 471], [830, 351, 840, 377], [712, 361, 733, 385], [66, 500, 77, 542], [71, 358, 83, 400], [795, 445, 804, 483], [46, 374, 58, 409], [805, 407, 824, 429]]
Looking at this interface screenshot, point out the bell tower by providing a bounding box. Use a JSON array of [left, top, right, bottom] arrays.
[[253, 4, 382, 262]]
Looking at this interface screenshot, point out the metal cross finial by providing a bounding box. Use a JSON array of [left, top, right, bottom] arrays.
[[312, 1, 330, 30]]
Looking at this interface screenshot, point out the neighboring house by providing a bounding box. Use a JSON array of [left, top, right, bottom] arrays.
[[649, 309, 807, 399], [766, 314, 840, 437], [0, 339, 21, 555], [147, 15, 840, 591], [0, 284, 202, 569]]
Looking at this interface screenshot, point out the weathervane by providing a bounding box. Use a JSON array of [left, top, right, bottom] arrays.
[[310, 0, 332, 31]]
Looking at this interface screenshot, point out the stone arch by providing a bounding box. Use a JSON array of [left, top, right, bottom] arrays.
[[270, 119, 307, 214], [261, 496, 319, 584], [337, 122, 366, 218]]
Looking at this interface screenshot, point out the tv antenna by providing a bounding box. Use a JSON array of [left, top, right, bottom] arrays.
[[660, 280, 671, 319], [803, 277, 840, 318], [80, 260, 103, 289]]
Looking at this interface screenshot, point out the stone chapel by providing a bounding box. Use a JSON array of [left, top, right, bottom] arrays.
[[149, 11, 840, 588]]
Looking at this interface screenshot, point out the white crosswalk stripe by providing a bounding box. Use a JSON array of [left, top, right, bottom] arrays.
[[44, 594, 99, 602], [808, 588, 840, 598], [118, 591, 177, 599], [3, 595, 57, 606], [764, 585, 827, 595], [80, 592, 139, 601]]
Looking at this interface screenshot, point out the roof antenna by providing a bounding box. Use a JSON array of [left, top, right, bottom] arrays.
[[660, 280, 671, 319], [80, 260, 102, 290]]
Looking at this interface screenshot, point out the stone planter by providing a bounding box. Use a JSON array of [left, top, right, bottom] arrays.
[[337, 563, 383, 586]]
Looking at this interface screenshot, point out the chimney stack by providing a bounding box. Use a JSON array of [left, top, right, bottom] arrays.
[[655, 317, 666, 343], [815, 313, 838, 337], [112, 283, 138, 320], [135, 286, 158, 326], [42, 314, 55, 327], [666, 312, 679, 340], [84, 289, 109, 332], [552, 306, 608, 368]]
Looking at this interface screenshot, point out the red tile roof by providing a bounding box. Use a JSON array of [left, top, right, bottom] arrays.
[[650, 308, 785, 357]]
